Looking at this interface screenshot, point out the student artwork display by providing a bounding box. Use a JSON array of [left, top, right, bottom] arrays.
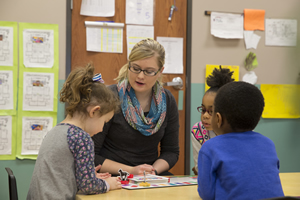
[[23, 29, 54, 68], [22, 72, 54, 111], [21, 116, 53, 155], [16, 22, 58, 160], [0, 26, 14, 66], [0, 116, 12, 155], [0, 22, 18, 160], [0, 70, 14, 110]]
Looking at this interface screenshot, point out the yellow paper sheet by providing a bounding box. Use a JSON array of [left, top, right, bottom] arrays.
[[261, 84, 300, 118], [205, 65, 239, 92]]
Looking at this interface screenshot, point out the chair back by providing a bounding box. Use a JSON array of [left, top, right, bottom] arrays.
[[5, 167, 18, 200]]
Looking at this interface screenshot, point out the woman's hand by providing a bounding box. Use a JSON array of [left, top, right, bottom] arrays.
[[131, 164, 155, 175], [95, 164, 112, 179]]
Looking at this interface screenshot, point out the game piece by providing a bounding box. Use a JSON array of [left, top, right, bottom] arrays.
[[139, 182, 150, 187]]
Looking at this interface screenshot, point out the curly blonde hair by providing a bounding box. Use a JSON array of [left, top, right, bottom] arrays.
[[60, 63, 119, 117], [115, 38, 165, 83]]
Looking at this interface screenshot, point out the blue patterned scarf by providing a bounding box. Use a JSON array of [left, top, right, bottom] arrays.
[[117, 78, 167, 136]]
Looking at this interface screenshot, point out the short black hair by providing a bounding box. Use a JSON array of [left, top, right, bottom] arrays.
[[214, 81, 265, 131], [206, 66, 235, 93]]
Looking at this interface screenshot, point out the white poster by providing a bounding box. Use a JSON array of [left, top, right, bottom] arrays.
[[0, 70, 14, 110], [265, 19, 297, 46], [126, 25, 154, 58], [211, 12, 244, 39], [0, 26, 14, 66], [22, 72, 54, 111], [85, 21, 124, 53], [157, 37, 183, 74], [0, 116, 12, 155], [23, 29, 54, 68], [80, 0, 115, 17], [21, 117, 53, 155], [126, 0, 153, 25]]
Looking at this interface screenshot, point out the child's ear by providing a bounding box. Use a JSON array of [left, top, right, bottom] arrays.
[[89, 106, 101, 118], [216, 112, 223, 128]]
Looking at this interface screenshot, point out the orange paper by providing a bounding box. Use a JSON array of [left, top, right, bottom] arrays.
[[244, 9, 265, 31]]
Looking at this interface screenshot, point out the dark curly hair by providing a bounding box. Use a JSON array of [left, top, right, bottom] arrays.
[[206, 65, 235, 93], [60, 63, 119, 117], [214, 81, 265, 132]]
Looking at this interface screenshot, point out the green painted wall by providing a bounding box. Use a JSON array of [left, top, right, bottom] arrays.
[[0, 80, 65, 200], [189, 83, 300, 175]]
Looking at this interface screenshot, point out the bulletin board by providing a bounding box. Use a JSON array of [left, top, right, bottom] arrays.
[[191, 0, 300, 85]]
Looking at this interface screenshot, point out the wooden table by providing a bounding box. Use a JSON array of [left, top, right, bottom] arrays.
[[76, 173, 300, 200]]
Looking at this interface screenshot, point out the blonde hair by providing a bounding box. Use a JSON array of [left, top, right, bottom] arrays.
[[60, 63, 119, 117], [115, 38, 165, 83]]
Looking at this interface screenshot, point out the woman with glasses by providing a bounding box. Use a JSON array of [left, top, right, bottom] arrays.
[[191, 66, 234, 175], [92, 38, 179, 176]]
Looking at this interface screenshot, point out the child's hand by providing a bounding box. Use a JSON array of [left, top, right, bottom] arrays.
[[95, 164, 112, 179], [105, 177, 122, 190], [131, 164, 155, 175], [96, 172, 111, 179]]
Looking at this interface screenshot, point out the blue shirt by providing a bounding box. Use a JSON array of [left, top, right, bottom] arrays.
[[198, 131, 284, 200]]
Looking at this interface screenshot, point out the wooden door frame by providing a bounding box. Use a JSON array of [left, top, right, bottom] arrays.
[[65, 0, 192, 175]]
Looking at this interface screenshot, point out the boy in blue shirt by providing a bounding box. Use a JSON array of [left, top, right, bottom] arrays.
[[197, 81, 284, 200]]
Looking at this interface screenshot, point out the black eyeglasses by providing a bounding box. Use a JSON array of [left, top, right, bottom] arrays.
[[197, 106, 213, 116], [128, 62, 160, 76]]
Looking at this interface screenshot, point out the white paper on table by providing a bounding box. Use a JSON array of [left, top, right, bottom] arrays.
[[21, 116, 53, 155], [242, 71, 258, 85], [126, 0, 153, 25], [80, 0, 115, 17], [0, 70, 14, 110], [265, 19, 297, 46], [126, 25, 154, 58], [22, 72, 54, 111], [244, 31, 261, 49], [157, 37, 183, 74], [0, 26, 14, 66], [0, 116, 12, 155], [23, 29, 54, 68], [211, 12, 244, 39], [85, 21, 124, 53]]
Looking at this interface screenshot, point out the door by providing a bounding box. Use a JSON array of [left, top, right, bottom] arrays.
[[71, 0, 188, 175]]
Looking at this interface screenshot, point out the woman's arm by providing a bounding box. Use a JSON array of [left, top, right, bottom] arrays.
[[100, 159, 155, 175], [152, 159, 169, 175]]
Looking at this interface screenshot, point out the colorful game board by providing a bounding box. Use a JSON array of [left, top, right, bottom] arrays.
[[122, 176, 198, 190]]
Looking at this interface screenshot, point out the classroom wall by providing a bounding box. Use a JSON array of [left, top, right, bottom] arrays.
[[1, 0, 300, 199], [0, 0, 66, 199], [190, 0, 300, 174]]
